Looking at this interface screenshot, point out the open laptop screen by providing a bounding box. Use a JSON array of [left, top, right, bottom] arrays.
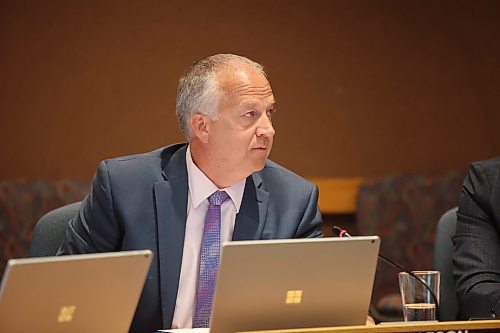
[[210, 236, 379, 333], [0, 250, 152, 333]]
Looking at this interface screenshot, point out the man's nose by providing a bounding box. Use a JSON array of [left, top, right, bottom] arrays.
[[256, 115, 275, 137]]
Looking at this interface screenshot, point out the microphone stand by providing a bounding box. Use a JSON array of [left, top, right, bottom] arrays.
[[332, 226, 441, 322]]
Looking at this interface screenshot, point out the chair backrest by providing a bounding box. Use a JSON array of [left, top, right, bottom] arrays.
[[28, 201, 82, 257], [433, 206, 459, 321]]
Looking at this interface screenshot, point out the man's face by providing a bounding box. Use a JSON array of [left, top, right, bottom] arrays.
[[206, 66, 276, 183]]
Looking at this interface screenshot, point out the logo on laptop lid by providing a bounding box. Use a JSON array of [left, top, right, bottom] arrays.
[[285, 290, 303, 304], [58, 305, 76, 323]]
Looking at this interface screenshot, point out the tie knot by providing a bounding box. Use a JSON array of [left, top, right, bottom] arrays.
[[208, 190, 229, 206]]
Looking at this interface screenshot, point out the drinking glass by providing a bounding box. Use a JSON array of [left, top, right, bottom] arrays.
[[398, 270, 440, 321]]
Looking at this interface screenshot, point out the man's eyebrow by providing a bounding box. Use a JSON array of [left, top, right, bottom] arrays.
[[239, 100, 276, 109]]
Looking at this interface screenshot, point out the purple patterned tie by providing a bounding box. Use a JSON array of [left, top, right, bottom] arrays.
[[193, 190, 229, 328]]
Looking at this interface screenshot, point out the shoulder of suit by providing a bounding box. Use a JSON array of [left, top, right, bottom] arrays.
[[96, 143, 187, 181], [472, 156, 500, 169], [471, 156, 500, 177], [101, 143, 186, 164], [469, 156, 500, 189], [259, 159, 316, 188]]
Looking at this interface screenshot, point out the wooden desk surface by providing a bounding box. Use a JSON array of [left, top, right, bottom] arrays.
[[239, 320, 500, 333]]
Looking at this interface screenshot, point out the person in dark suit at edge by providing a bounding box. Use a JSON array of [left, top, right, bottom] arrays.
[[57, 54, 323, 333], [453, 157, 500, 319]]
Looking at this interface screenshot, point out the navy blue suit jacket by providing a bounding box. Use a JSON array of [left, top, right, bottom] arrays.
[[58, 143, 323, 333], [453, 157, 500, 319]]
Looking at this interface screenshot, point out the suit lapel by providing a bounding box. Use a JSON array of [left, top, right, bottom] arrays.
[[233, 173, 269, 240], [154, 145, 188, 328]]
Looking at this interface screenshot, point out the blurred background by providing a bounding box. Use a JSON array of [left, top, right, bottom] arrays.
[[1, 0, 499, 181]]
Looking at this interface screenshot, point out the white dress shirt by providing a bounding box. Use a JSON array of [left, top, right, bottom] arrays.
[[171, 145, 246, 328]]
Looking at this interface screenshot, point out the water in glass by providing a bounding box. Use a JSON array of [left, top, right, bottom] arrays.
[[403, 303, 436, 321]]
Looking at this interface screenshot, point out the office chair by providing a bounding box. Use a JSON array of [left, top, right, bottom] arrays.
[[433, 207, 459, 321], [28, 201, 82, 257]]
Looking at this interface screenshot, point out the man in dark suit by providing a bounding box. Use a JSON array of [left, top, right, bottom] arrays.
[[58, 54, 323, 333], [453, 157, 500, 319]]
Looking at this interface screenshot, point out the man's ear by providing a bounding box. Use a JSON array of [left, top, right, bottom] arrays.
[[189, 113, 210, 143]]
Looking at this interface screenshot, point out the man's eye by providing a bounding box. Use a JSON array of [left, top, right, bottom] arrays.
[[244, 111, 256, 118], [266, 109, 275, 117]]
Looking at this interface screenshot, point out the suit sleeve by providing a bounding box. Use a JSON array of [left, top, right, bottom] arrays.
[[57, 160, 123, 254], [294, 184, 323, 238], [453, 162, 500, 319]]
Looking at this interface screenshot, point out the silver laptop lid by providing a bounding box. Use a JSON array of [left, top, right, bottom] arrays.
[[210, 236, 380, 333], [0, 250, 153, 333]]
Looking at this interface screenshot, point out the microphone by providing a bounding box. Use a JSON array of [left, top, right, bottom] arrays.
[[332, 226, 440, 322]]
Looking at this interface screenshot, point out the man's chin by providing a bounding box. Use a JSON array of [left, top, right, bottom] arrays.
[[252, 159, 267, 172]]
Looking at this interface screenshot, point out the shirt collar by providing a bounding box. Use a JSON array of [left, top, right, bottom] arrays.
[[186, 145, 246, 212]]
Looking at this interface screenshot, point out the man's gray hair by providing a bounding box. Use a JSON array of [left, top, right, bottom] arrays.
[[176, 53, 267, 139]]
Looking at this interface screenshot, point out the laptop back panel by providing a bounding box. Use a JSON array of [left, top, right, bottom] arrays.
[[0, 250, 152, 333], [210, 236, 380, 333]]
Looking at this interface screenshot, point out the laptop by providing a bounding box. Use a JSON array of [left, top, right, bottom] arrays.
[[209, 236, 380, 333], [0, 250, 153, 333]]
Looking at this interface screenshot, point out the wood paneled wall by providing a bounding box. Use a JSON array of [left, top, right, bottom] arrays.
[[1, 0, 498, 180]]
